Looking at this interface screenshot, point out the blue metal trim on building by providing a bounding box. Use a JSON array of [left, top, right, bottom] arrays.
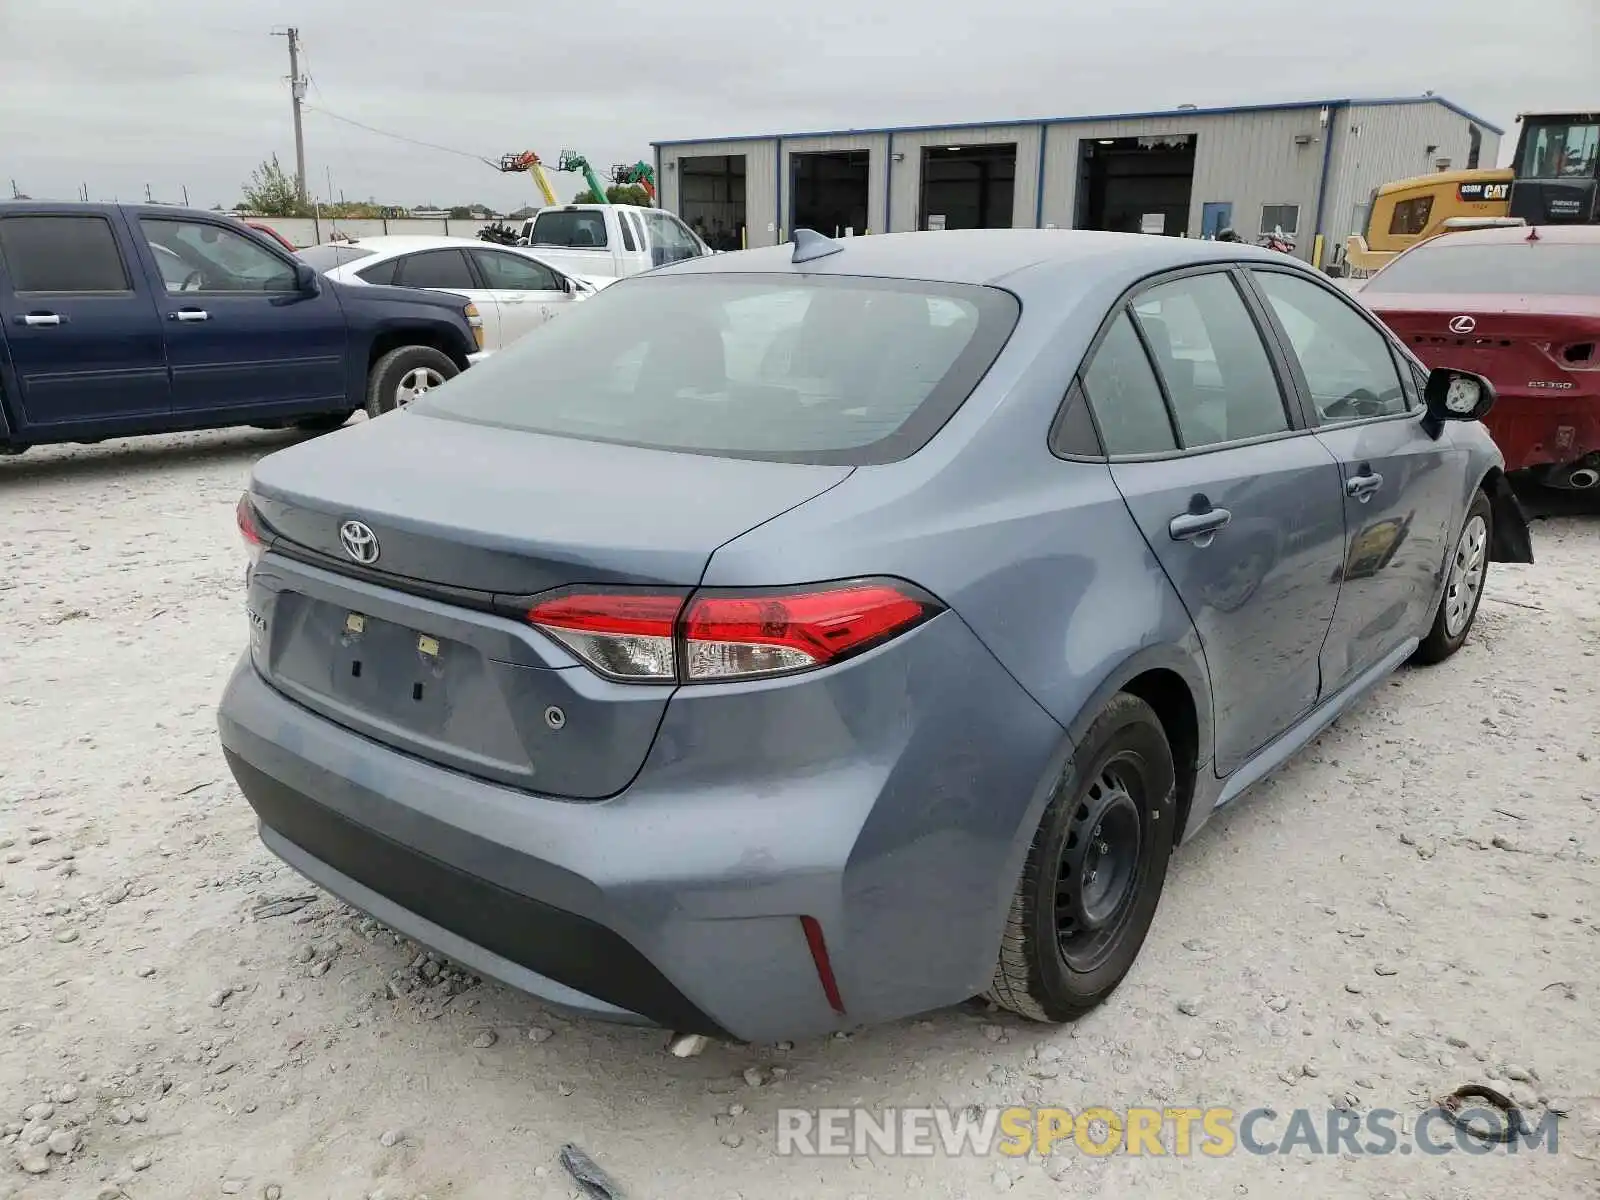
[[1311, 101, 1344, 250], [884, 130, 894, 233], [1034, 125, 1048, 228], [651, 94, 1503, 148]]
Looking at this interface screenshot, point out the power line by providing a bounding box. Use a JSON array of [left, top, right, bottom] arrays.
[[301, 104, 498, 168]]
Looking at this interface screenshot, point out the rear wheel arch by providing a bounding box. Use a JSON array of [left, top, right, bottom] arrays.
[[1064, 647, 1212, 845], [1476, 466, 1535, 564], [1120, 669, 1200, 848]]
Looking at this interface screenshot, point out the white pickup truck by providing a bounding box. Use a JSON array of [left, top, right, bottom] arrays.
[[517, 204, 713, 282]]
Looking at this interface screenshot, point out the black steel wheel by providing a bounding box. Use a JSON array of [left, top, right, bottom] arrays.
[[989, 692, 1177, 1022]]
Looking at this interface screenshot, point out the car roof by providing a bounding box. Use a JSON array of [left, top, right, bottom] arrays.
[[651, 228, 1305, 292], [314, 235, 500, 258]]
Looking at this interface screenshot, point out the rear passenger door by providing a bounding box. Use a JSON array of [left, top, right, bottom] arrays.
[[1081, 268, 1349, 775], [0, 211, 170, 433], [1246, 267, 1461, 692]]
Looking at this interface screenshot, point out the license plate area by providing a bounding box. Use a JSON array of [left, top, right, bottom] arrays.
[[270, 594, 482, 738]]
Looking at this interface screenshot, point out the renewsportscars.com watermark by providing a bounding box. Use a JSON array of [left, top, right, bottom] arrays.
[[776, 1105, 1561, 1158]]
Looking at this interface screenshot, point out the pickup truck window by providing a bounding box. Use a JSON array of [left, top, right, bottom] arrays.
[[0, 215, 131, 293], [643, 212, 702, 263], [395, 249, 476, 290], [618, 214, 638, 252], [531, 210, 609, 249], [140, 218, 297, 294]]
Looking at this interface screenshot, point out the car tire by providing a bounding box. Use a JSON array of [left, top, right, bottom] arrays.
[[365, 346, 458, 419], [292, 411, 357, 434], [988, 692, 1176, 1023], [1414, 489, 1492, 665]]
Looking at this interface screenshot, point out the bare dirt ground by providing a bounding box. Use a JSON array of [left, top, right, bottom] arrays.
[[1, 428, 1597, 1200]]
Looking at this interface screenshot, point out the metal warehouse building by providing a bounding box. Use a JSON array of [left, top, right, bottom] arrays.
[[653, 95, 1502, 266]]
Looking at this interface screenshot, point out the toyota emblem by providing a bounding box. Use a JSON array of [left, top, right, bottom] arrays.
[[1448, 315, 1477, 334], [339, 520, 380, 565]]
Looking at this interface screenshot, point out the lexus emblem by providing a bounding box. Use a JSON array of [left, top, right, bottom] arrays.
[[339, 520, 380, 565], [1448, 315, 1477, 334]]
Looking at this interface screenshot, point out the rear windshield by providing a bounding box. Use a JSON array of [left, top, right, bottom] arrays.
[[296, 243, 376, 272], [530, 210, 609, 249], [415, 272, 1020, 464], [1365, 241, 1600, 296]]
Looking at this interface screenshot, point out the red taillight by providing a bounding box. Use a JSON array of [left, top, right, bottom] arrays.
[[682, 583, 932, 681], [526, 591, 685, 682], [236, 494, 265, 564], [524, 579, 937, 684]]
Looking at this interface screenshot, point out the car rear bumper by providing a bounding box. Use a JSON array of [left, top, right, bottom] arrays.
[[218, 612, 1065, 1043], [1484, 398, 1600, 473]]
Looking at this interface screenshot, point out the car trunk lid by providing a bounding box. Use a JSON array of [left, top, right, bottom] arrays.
[[245, 412, 852, 797]]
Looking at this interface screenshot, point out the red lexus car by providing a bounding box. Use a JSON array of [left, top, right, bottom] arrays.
[[1362, 224, 1600, 491]]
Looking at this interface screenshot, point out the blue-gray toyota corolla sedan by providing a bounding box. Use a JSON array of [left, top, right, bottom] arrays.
[[219, 229, 1532, 1043]]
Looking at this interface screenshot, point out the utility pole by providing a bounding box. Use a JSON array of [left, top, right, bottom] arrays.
[[273, 27, 308, 205]]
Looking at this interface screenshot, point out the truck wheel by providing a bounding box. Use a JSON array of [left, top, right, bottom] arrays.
[[988, 693, 1176, 1023], [1414, 489, 1492, 665], [365, 346, 458, 419], [293, 411, 357, 434]]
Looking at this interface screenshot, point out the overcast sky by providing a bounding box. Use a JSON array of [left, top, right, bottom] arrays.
[[1, 0, 1594, 211]]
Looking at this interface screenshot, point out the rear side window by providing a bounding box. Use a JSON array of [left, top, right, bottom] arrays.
[[1364, 241, 1600, 296], [396, 249, 475, 290], [415, 273, 1020, 465], [618, 214, 638, 252], [530, 210, 609, 249], [0, 215, 131, 293], [1131, 272, 1290, 447], [1081, 313, 1176, 455], [355, 258, 400, 285]]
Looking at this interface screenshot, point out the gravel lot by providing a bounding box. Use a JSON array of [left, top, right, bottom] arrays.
[[2, 428, 1597, 1200]]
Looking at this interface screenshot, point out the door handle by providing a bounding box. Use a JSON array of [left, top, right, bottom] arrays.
[[1346, 470, 1383, 502], [1169, 506, 1232, 544], [169, 309, 209, 322], [16, 313, 62, 327]]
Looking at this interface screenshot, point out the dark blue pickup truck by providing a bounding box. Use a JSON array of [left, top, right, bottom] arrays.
[[0, 202, 485, 455]]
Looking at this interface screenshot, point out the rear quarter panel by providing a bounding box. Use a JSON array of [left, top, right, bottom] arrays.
[[700, 279, 1215, 983]]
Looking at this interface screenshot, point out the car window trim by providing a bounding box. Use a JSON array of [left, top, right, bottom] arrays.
[[1239, 263, 1420, 431], [0, 213, 136, 296], [1047, 378, 1107, 461], [1064, 262, 1313, 462]]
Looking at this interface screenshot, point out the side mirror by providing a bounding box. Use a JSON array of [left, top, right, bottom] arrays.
[[559, 275, 573, 294], [293, 262, 319, 294], [1426, 367, 1495, 418]]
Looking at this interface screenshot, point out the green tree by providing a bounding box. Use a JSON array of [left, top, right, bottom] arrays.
[[240, 154, 310, 217], [570, 184, 651, 206]]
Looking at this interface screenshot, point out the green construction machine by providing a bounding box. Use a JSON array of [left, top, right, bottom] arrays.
[[558, 151, 610, 205]]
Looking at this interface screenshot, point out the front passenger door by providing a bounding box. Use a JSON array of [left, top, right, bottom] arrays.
[[139, 217, 348, 419], [468, 249, 571, 347], [1084, 269, 1349, 775], [1248, 268, 1461, 693]]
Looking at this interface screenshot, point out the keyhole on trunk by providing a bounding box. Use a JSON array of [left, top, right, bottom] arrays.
[[412, 682, 424, 701]]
